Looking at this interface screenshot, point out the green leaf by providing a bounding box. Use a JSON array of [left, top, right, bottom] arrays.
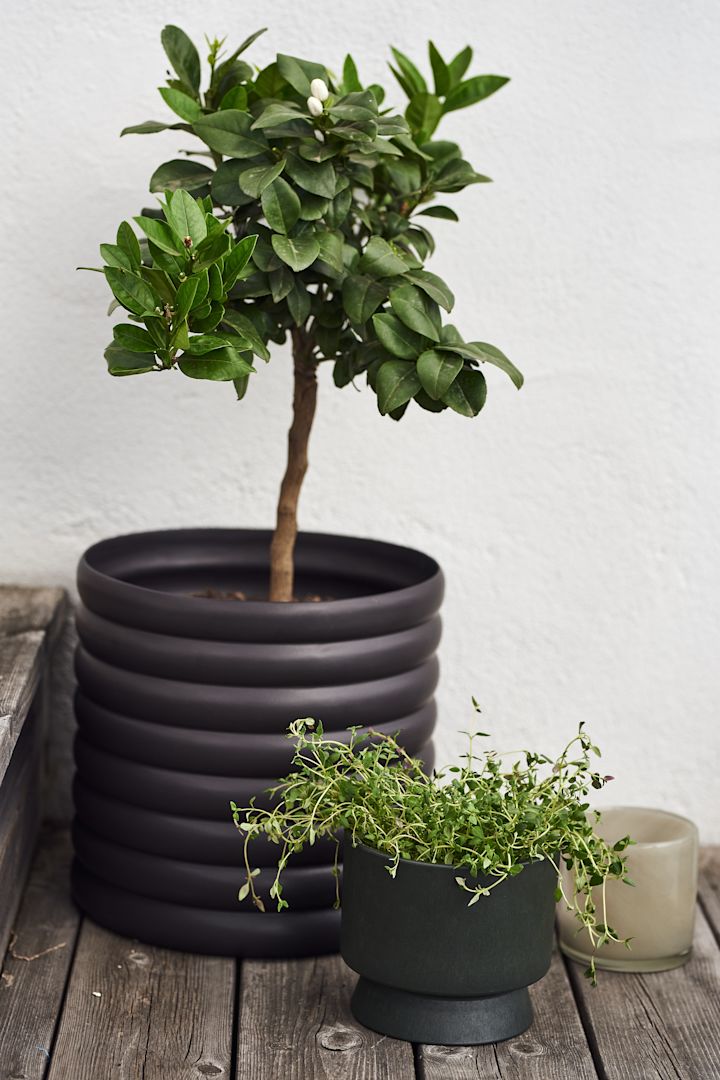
[[113, 324, 158, 353], [443, 75, 509, 113], [100, 243, 132, 270], [329, 91, 377, 123], [437, 341, 524, 389], [389, 284, 441, 341], [428, 42, 450, 97], [447, 45, 473, 88], [238, 160, 286, 198], [149, 159, 213, 194], [403, 269, 455, 312], [276, 53, 327, 97], [314, 229, 345, 277], [121, 119, 189, 136], [417, 349, 463, 399], [186, 332, 254, 355], [233, 374, 250, 400], [443, 368, 487, 415], [342, 275, 386, 324], [167, 190, 207, 248], [192, 230, 231, 271], [104, 341, 158, 376], [104, 268, 157, 315], [210, 160, 253, 207], [224, 235, 258, 289], [287, 280, 311, 325], [376, 359, 422, 414], [269, 264, 294, 303], [250, 103, 307, 130], [158, 86, 203, 122], [284, 153, 336, 199], [406, 93, 442, 139], [372, 313, 428, 359], [261, 177, 301, 235], [116, 222, 141, 266], [174, 276, 199, 323], [222, 309, 270, 361], [133, 216, 183, 255], [271, 233, 320, 272], [178, 347, 254, 381], [415, 204, 459, 221], [299, 141, 339, 163], [358, 237, 408, 278], [414, 387, 446, 412], [194, 110, 268, 158], [219, 85, 248, 110], [343, 54, 362, 92], [298, 191, 330, 221], [161, 25, 201, 95], [390, 47, 427, 95]]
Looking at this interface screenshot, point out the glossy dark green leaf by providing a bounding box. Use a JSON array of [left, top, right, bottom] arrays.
[[276, 53, 327, 97], [298, 140, 339, 163], [342, 274, 386, 324], [389, 284, 441, 340], [233, 374, 249, 400], [325, 188, 352, 229], [298, 191, 330, 221], [149, 159, 214, 194], [194, 110, 268, 158], [405, 93, 442, 139], [376, 359, 422, 414], [104, 268, 157, 315], [133, 215, 183, 255], [269, 264, 294, 303], [358, 237, 408, 278], [100, 243, 132, 270], [287, 280, 311, 325], [167, 190, 207, 247], [443, 367, 487, 415], [224, 235, 258, 289], [376, 115, 411, 136], [271, 232, 320, 272], [186, 332, 254, 355], [192, 230, 231, 271], [210, 160, 253, 207], [261, 177, 301, 235], [161, 25, 201, 95], [121, 119, 189, 136], [437, 341, 524, 389], [140, 264, 175, 305], [428, 42, 450, 97], [390, 47, 427, 95], [113, 324, 158, 353], [403, 269, 455, 312], [158, 87, 203, 122], [238, 159, 286, 197], [174, 275, 199, 323], [443, 74, 509, 113], [116, 222, 141, 266], [104, 341, 158, 376], [414, 387, 446, 412], [416, 348, 463, 399], [372, 313, 427, 359], [251, 103, 308, 129], [343, 54, 362, 92], [447, 45, 473, 87], [284, 153, 336, 199], [178, 347, 254, 380], [219, 85, 248, 110], [222, 308, 270, 360], [415, 204, 459, 221], [329, 90, 377, 123]]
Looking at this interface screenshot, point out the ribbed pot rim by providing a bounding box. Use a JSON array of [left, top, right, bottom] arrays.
[[77, 528, 443, 643]]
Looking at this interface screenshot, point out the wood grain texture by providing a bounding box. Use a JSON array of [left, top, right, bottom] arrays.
[[0, 828, 80, 1080], [236, 955, 415, 1079], [0, 585, 66, 785], [567, 905, 720, 1080], [47, 919, 235, 1080], [417, 950, 598, 1080]]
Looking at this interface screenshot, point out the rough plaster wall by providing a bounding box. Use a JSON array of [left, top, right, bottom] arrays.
[[2, 2, 719, 836]]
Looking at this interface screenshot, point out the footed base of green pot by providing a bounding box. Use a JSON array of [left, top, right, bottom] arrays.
[[350, 976, 533, 1045]]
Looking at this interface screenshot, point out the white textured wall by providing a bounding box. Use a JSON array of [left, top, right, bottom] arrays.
[[3, 2, 719, 836]]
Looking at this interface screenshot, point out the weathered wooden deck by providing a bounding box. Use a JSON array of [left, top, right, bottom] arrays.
[[0, 833, 718, 1079]]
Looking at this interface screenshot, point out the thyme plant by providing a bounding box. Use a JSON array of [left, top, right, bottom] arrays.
[[232, 709, 632, 982], [91, 25, 523, 600]]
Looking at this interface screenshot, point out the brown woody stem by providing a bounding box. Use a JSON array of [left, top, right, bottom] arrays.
[[269, 329, 318, 602]]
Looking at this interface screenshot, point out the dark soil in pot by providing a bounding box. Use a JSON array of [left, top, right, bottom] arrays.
[[73, 528, 443, 958], [340, 841, 557, 1044]]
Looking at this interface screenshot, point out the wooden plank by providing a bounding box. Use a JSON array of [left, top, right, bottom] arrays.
[[699, 846, 720, 945], [236, 956, 415, 1079], [0, 828, 80, 1080], [417, 950, 598, 1080], [0, 585, 66, 785], [47, 920, 234, 1080], [566, 905, 720, 1079]]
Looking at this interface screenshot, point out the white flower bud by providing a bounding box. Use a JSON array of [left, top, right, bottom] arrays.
[[310, 77, 329, 102], [307, 95, 324, 117]]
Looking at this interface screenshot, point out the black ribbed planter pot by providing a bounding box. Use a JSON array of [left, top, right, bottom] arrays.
[[341, 842, 557, 1044], [73, 529, 443, 957]]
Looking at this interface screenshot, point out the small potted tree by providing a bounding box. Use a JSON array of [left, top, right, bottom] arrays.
[[73, 26, 524, 956], [234, 713, 631, 1044]]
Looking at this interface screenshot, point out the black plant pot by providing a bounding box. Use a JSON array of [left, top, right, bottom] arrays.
[[72, 529, 443, 957], [340, 842, 557, 1045]]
